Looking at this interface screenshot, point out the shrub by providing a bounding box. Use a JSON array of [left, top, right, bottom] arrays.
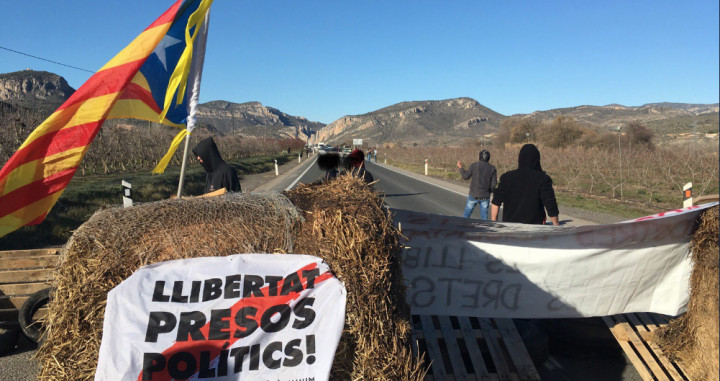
[[626, 121, 655, 149], [538, 116, 585, 148]]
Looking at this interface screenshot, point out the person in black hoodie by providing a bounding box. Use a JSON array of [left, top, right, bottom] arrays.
[[490, 144, 559, 225], [346, 149, 374, 183], [192, 137, 241, 194]]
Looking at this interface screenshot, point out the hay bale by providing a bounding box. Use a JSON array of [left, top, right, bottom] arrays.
[[656, 206, 719, 380], [37, 193, 301, 380], [285, 175, 426, 380], [37, 178, 426, 380]]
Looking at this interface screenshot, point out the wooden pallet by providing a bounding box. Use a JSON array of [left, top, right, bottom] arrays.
[[412, 315, 540, 381], [0, 248, 59, 322], [603, 313, 689, 381]]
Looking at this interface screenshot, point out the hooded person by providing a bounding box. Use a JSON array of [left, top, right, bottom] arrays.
[[317, 152, 341, 182], [490, 144, 559, 225], [346, 149, 374, 183], [192, 137, 241, 194]]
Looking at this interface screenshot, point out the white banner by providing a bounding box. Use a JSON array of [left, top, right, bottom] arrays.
[[96, 254, 346, 381], [396, 203, 717, 319]]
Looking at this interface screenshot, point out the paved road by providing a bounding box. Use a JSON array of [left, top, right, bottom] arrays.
[[262, 158, 599, 226]]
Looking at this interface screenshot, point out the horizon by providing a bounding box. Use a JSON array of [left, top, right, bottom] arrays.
[[1, 1, 718, 124]]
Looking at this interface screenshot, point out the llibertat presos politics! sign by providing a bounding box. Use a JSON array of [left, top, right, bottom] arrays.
[[95, 254, 346, 381]]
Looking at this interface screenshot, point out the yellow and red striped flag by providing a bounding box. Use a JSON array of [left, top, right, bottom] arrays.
[[0, 0, 213, 238]]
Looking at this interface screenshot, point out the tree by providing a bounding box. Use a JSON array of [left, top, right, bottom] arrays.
[[626, 121, 654, 149], [538, 116, 584, 148]]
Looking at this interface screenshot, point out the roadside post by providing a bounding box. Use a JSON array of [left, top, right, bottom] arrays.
[[425, 159, 428, 176], [274, 159, 279, 176], [122, 180, 133, 208], [683, 182, 693, 207], [298, 153, 301, 163]]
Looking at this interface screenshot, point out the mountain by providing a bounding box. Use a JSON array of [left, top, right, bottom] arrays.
[[0, 70, 324, 140], [316, 97, 504, 145], [0, 70, 74, 112], [519, 103, 719, 129], [195, 100, 325, 139]]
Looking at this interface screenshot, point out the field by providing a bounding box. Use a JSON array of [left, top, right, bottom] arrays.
[[0, 153, 297, 250], [380, 138, 719, 218]]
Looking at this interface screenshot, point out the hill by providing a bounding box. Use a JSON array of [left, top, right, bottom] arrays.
[[0, 70, 74, 112], [315, 99, 718, 145], [518, 103, 719, 135], [316, 97, 504, 145], [195, 100, 325, 139], [0, 70, 324, 140]]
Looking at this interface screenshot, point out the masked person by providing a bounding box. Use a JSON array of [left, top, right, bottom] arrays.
[[346, 149, 374, 183], [457, 149, 497, 219], [491, 144, 559, 225], [192, 137, 241, 194], [317, 152, 341, 182]]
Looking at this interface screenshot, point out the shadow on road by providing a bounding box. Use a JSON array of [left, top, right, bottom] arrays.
[[383, 192, 428, 198]]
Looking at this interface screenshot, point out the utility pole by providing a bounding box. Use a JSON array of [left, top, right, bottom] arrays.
[[616, 126, 623, 200]]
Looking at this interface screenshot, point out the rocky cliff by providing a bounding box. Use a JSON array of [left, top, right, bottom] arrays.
[[0, 70, 75, 112], [196, 100, 325, 139]]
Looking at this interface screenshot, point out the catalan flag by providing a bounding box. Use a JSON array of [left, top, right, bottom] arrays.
[[0, 0, 213, 238]]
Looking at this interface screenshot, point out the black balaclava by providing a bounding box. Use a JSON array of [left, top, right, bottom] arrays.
[[192, 137, 225, 173], [317, 152, 340, 170], [517, 144, 543, 171]]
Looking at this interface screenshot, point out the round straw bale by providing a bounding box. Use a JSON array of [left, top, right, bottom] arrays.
[[655, 206, 718, 381], [37, 193, 301, 380], [285, 174, 427, 380]]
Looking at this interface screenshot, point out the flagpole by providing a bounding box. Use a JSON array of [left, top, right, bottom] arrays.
[[175, 8, 211, 198], [176, 134, 191, 198]]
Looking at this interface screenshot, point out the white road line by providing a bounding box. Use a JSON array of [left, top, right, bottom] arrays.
[[284, 156, 319, 191], [370, 163, 468, 197]]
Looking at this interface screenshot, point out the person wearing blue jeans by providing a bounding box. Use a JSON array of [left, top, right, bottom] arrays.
[[463, 196, 490, 219], [457, 149, 497, 219]]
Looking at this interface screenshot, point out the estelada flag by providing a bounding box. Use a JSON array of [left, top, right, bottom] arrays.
[[0, 0, 213, 239]]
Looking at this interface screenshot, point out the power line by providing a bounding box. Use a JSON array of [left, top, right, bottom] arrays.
[[0, 45, 95, 74]]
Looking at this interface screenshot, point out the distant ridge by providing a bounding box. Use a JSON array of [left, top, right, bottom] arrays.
[[0, 70, 74, 112], [0, 70, 716, 145]]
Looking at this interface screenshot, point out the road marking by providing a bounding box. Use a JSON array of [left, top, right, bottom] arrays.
[[285, 156, 319, 191], [370, 163, 468, 197]]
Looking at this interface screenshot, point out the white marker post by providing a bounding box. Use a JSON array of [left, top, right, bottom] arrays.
[[683, 182, 693, 207], [274, 159, 279, 176], [298, 153, 301, 163], [424, 159, 428, 176], [122, 180, 133, 208]]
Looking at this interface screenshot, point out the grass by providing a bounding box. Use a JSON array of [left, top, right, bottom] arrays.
[[0, 153, 295, 250], [554, 193, 659, 219]]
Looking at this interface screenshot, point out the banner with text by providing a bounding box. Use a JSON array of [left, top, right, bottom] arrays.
[[95, 254, 346, 381], [396, 203, 717, 319]]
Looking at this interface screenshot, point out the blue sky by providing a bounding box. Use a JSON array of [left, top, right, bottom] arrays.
[[1, 1, 718, 124]]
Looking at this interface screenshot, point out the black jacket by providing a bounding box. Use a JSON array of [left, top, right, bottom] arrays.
[[192, 137, 241, 194], [459, 161, 497, 199], [491, 144, 558, 224]]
